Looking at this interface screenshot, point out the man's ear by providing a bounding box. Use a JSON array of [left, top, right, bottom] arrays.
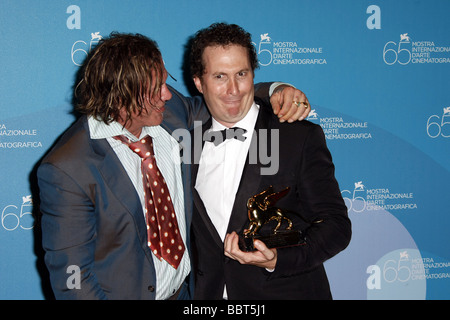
[[193, 76, 203, 94]]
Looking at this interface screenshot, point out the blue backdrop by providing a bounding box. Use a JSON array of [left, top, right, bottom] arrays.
[[1, 0, 449, 300]]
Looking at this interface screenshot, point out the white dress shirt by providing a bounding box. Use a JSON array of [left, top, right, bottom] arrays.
[[195, 103, 260, 241], [88, 116, 190, 300], [195, 103, 260, 299]]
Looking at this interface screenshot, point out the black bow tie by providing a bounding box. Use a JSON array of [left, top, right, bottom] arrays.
[[204, 127, 247, 146]]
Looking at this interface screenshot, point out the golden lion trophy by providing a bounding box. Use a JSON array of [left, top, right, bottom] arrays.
[[239, 186, 306, 252]]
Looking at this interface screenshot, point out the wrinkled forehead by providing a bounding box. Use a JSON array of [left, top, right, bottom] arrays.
[[201, 45, 252, 72]]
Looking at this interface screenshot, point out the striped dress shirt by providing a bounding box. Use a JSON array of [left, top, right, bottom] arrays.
[[88, 116, 190, 300]]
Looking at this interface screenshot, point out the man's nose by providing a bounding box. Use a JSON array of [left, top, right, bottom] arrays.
[[161, 84, 172, 101], [227, 78, 239, 95]]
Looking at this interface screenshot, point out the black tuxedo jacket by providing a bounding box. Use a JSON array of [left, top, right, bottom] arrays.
[[191, 98, 351, 300]]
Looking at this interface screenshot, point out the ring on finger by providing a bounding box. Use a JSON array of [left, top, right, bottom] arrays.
[[293, 100, 309, 108]]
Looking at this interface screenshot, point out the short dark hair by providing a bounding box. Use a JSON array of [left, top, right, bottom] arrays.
[[189, 23, 259, 78], [75, 32, 165, 125]]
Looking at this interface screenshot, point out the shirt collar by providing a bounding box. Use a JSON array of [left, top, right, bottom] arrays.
[[88, 116, 162, 141]]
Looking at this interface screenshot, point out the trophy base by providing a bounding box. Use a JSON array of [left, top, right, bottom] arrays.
[[238, 230, 306, 252]]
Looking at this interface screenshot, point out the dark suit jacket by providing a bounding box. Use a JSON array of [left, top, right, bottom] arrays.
[[37, 83, 274, 299], [191, 98, 352, 300], [37, 86, 208, 299]]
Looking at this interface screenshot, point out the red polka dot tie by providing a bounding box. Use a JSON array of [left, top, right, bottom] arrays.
[[114, 135, 185, 269]]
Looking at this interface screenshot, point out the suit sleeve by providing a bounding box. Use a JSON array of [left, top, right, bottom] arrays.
[[164, 85, 210, 131], [271, 125, 352, 278], [38, 162, 107, 299], [254, 82, 272, 105]]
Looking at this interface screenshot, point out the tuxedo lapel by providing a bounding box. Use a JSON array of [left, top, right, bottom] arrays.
[[226, 100, 273, 234], [226, 150, 262, 234], [191, 119, 224, 248]]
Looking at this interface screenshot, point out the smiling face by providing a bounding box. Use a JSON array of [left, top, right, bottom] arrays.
[[193, 44, 255, 128]]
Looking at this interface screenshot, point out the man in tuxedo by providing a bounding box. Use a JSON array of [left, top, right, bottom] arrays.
[[37, 32, 309, 299], [190, 23, 352, 299]]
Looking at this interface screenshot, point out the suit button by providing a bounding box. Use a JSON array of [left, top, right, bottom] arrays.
[[148, 285, 155, 292]]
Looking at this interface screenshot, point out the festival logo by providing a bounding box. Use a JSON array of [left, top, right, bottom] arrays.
[[306, 108, 372, 140], [1, 195, 34, 231], [383, 33, 450, 65], [426, 107, 450, 138], [341, 180, 417, 213], [366, 248, 450, 299], [366, 249, 426, 299], [71, 32, 103, 66], [253, 33, 327, 66], [0, 123, 42, 149]]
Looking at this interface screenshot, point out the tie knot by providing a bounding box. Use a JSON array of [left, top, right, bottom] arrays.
[[114, 135, 154, 159]]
